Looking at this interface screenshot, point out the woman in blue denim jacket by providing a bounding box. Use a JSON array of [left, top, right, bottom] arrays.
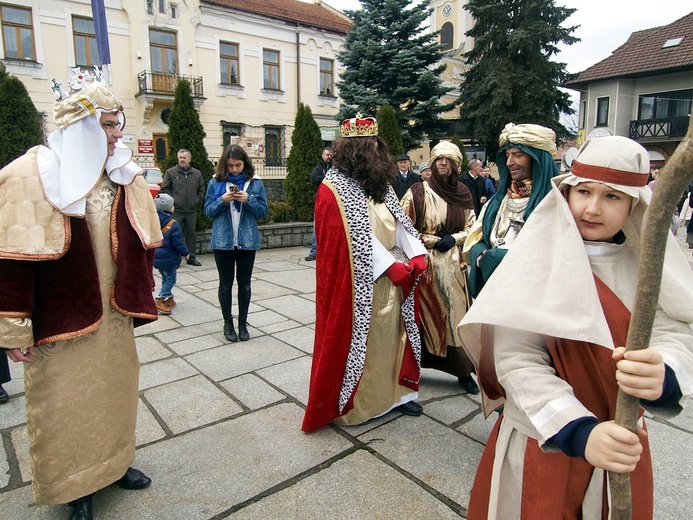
[[205, 144, 268, 342]]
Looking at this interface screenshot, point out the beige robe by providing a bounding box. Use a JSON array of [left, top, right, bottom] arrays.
[[25, 175, 139, 504], [401, 182, 475, 355]]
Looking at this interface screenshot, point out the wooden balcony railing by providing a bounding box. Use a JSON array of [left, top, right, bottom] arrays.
[[629, 116, 689, 140]]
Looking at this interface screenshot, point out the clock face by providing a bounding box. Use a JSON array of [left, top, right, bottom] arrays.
[[442, 3, 453, 19]]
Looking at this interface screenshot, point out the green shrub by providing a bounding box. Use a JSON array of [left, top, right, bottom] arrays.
[[258, 201, 298, 225]]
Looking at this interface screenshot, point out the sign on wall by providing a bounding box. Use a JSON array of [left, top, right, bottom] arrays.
[[229, 136, 265, 158], [138, 139, 154, 154]]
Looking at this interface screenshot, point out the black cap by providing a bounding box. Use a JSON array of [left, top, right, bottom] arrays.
[[396, 154, 410, 161]]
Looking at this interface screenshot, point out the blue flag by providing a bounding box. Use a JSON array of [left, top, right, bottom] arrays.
[[91, 0, 111, 65]]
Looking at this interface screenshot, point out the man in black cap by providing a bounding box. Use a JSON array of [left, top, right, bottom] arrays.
[[392, 153, 420, 200]]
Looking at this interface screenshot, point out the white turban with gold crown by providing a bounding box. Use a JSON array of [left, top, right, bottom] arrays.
[[38, 68, 141, 217]]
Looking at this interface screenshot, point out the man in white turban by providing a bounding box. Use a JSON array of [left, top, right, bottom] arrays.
[[463, 123, 559, 297]]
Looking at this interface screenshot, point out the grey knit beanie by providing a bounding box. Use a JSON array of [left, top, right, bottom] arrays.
[[154, 193, 174, 212]]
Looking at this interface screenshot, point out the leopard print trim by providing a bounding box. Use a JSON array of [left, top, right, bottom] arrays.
[[326, 169, 422, 412], [383, 187, 422, 369]]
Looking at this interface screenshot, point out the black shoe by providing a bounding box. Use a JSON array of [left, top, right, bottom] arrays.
[[238, 321, 250, 341], [0, 385, 8, 404], [459, 375, 480, 394], [305, 255, 316, 261], [224, 320, 238, 343], [187, 257, 202, 266], [69, 497, 93, 520], [396, 401, 423, 416], [238, 320, 250, 341], [116, 467, 152, 490]]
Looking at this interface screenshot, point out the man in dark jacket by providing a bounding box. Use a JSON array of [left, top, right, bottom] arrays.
[[161, 149, 206, 266], [459, 158, 487, 216], [392, 153, 420, 200], [306, 146, 332, 261]]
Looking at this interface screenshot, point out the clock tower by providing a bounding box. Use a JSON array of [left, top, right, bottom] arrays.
[[429, 0, 475, 57]]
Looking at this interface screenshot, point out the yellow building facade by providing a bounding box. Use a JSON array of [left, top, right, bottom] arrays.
[[0, 0, 349, 176]]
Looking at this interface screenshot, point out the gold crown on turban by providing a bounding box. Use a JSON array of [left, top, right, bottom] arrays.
[[52, 67, 123, 130], [340, 113, 378, 138]]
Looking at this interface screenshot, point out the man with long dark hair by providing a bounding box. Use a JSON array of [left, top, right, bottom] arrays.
[[302, 115, 428, 432]]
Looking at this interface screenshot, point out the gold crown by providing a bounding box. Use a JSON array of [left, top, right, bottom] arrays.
[[52, 67, 123, 129], [340, 113, 378, 138]]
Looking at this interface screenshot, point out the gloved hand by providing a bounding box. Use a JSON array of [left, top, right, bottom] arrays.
[[433, 233, 456, 252], [386, 262, 414, 298], [385, 261, 410, 287], [408, 255, 427, 278]]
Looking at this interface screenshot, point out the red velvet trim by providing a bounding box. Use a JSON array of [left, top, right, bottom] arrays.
[[468, 416, 502, 519], [111, 186, 158, 326], [0, 259, 36, 317], [478, 325, 505, 400], [302, 184, 357, 432], [571, 161, 648, 186], [398, 288, 421, 391]]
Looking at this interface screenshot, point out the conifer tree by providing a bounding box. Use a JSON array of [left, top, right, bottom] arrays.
[[162, 79, 215, 230], [337, 0, 456, 152], [450, 134, 468, 174], [285, 103, 323, 221], [0, 65, 43, 168], [377, 104, 404, 159], [458, 0, 578, 156]]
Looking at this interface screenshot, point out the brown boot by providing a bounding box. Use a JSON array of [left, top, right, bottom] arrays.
[[155, 297, 171, 315], [164, 297, 176, 308]]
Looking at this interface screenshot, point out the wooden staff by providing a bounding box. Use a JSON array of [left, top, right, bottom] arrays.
[[609, 113, 693, 519]]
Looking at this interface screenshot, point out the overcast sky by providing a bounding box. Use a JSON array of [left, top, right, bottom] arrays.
[[319, 1, 692, 74]]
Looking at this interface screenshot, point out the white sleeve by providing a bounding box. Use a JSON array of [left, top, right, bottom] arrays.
[[371, 234, 396, 282], [646, 306, 693, 416], [396, 220, 427, 260], [494, 327, 595, 449]]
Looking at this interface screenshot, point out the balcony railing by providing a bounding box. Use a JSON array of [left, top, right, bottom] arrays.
[[629, 116, 689, 140], [137, 71, 204, 98]]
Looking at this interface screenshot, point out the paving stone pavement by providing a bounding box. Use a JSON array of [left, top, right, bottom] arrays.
[[1, 243, 692, 519]]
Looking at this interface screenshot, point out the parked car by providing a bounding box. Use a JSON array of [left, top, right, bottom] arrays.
[[143, 167, 164, 198]]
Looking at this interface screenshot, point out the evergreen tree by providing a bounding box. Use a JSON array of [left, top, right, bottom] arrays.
[[377, 104, 404, 159], [450, 134, 468, 174], [161, 79, 215, 230], [337, 0, 456, 152], [458, 0, 578, 157], [0, 66, 43, 168], [284, 103, 323, 221]]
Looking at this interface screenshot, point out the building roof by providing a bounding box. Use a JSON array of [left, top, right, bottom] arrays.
[[565, 11, 693, 89], [203, 0, 351, 34]]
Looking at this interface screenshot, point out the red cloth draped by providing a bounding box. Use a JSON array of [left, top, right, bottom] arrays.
[[302, 185, 359, 432]]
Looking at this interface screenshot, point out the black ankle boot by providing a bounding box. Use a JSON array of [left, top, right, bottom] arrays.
[[224, 319, 238, 342], [68, 495, 93, 520], [238, 319, 249, 341]]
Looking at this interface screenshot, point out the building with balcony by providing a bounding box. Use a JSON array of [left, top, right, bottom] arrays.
[[565, 11, 693, 166], [0, 0, 350, 176]]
